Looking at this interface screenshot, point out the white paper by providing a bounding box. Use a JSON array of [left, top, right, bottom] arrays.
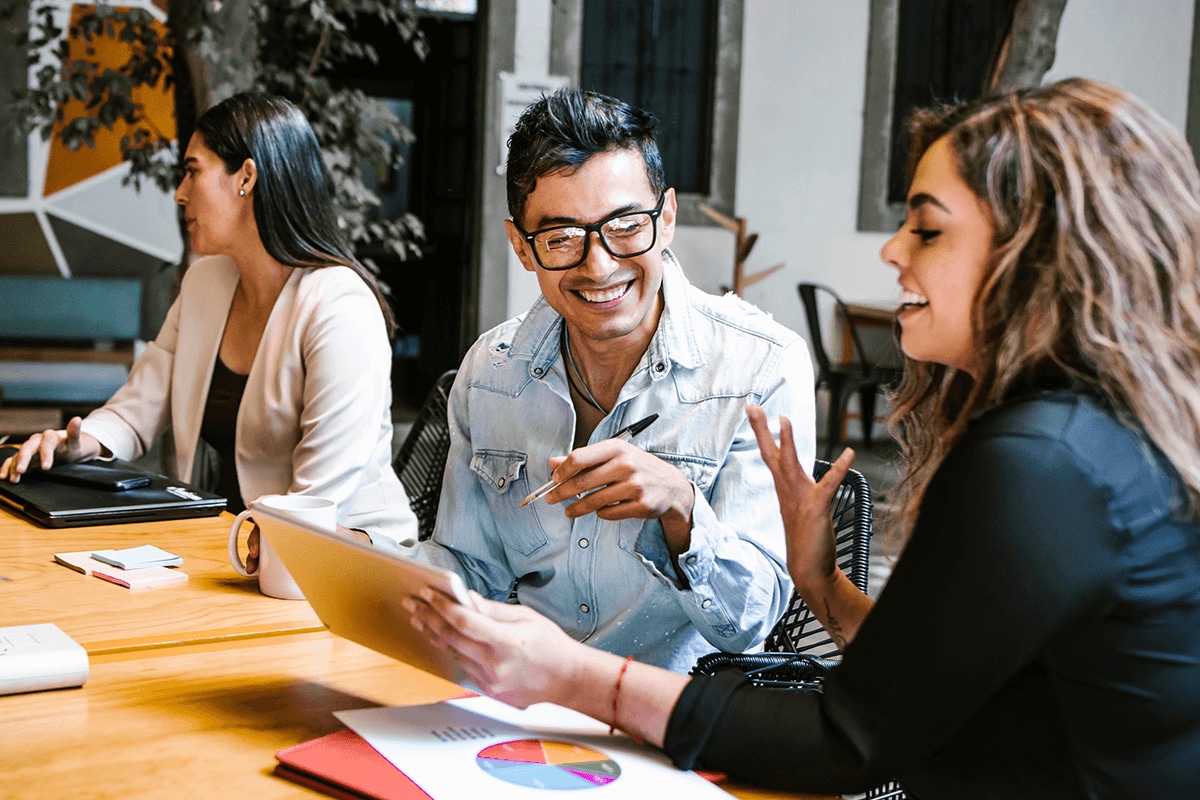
[[497, 72, 570, 174], [336, 696, 732, 799]]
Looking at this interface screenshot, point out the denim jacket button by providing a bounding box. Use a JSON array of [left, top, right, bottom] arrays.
[[654, 362, 666, 373], [579, 603, 590, 614]]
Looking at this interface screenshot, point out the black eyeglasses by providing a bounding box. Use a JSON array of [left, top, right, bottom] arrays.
[[513, 195, 666, 271]]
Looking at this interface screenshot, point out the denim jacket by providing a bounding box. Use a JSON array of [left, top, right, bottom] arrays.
[[417, 250, 815, 672]]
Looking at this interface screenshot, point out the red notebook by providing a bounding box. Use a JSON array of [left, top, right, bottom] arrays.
[[275, 724, 726, 799], [274, 728, 431, 800]]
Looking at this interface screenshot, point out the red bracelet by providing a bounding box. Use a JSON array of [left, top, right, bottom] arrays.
[[609, 655, 634, 736]]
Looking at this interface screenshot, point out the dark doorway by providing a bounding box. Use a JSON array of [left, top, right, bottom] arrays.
[[336, 12, 480, 407], [888, 0, 1018, 203]]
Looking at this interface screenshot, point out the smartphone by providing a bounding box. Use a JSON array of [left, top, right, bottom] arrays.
[[25, 460, 152, 492]]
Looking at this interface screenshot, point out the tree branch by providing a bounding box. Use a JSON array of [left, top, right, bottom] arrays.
[[987, 0, 1069, 94]]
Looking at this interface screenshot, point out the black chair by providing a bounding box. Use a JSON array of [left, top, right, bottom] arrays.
[[692, 460, 907, 799], [393, 370, 456, 541], [763, 459, 873, 657], [798, 283, 901, 460], [693, 458, 872, 669]]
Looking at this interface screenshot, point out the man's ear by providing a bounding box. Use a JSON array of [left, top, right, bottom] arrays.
[[504, 219, 538, 273], [238, 158, 258, 196], [658, 187, 677, 249]]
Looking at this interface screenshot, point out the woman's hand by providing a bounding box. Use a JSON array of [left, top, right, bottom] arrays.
[[407, 589, 587, 709], [0, 416, 103, 483], [747, 403, 872, 648], [746, 403, 855, 594], [245, 525, 261, 575]]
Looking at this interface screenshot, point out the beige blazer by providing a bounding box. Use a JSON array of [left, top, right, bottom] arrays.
[[83, 255, 418, 545]]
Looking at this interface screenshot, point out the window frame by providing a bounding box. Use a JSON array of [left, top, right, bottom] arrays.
[[857, 0, 907, 233], [554, 0, 743, 227]]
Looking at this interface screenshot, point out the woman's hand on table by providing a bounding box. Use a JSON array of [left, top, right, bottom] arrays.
[[0, 416, 104, 482]]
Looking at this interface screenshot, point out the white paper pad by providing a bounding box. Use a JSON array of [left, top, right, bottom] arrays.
[[336, 696, 732, 799]]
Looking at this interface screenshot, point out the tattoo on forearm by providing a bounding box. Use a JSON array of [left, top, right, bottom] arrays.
[[824, 598, 847, 650]]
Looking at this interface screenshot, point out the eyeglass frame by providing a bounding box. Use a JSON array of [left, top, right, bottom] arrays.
[[512, 194, 667, 271]]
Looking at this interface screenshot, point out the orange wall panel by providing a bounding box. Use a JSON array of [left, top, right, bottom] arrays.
[[44, 4, 175, 197]]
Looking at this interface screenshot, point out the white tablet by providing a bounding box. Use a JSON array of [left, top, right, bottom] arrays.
[[256, 507, 471, 683]]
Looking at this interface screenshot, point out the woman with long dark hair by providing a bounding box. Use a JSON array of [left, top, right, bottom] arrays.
[[407, 78, 1200, 797], [3, 92, 417, 547]]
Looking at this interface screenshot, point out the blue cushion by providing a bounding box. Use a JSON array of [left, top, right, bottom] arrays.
[[0, 361, 130, 404], [0, 276, 141, 341]]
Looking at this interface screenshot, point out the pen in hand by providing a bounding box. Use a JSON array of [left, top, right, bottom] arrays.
[[518, 413, 659, 507]]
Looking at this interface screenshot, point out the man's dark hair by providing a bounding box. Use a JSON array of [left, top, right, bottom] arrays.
[[505, 87, 664, 224], [194, 92, 395, 335]]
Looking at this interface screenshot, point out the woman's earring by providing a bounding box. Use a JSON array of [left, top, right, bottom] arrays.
[[239, 188, 246, 197]]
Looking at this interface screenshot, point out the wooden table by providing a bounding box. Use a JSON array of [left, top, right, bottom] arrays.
[[0, 510, 834, 800], [0, 510, 323, 654]]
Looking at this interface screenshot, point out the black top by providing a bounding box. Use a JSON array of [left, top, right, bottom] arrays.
[[200, 356, 248, 514], [664, 390, 1200, 798]]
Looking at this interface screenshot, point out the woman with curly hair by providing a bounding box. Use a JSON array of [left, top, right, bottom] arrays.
[[409, 78, 1200, 798]]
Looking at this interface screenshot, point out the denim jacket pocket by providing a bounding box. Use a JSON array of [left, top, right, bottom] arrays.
[[654, 452, 719, 493], [470, 449, 526, 494], [470, 449, 549, 556]]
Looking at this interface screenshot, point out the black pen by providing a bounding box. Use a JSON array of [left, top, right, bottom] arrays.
[[518, 414, 659, 507]]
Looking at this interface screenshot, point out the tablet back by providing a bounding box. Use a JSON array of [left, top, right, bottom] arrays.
[[255, 507, 469, 684]]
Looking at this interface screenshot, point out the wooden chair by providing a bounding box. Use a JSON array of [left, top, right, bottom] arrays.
[[392, 370, 456, 540], [798, 283, 901, 459]]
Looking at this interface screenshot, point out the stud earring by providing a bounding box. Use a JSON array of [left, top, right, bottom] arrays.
[[239, 188, 246, 196]]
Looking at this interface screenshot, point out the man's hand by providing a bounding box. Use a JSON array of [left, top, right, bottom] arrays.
[[540, 439, 696, 555], [0, 417, 103, 483]]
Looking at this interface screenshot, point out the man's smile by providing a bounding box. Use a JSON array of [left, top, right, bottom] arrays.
[[571, 280, 634, 305]]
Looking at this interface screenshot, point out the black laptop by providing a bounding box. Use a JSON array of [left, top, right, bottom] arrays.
[[0, 447, 225, 528]]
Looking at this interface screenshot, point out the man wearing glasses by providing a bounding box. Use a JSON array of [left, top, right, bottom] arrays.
[[418, 88, 816, 673]]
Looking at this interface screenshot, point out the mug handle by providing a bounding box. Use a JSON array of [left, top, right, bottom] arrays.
[[228, 508, 258, 577]]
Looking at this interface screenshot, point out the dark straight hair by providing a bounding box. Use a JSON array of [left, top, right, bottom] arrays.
[[505, 87, 665, 225], [193, 92, 396, 335]]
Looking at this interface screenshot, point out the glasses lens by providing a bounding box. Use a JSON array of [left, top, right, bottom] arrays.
[[601, 212, 656, 257], [533, 226, 587, 269]]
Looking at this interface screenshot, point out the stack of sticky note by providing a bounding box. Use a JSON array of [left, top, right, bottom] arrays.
[[92, 545, 184, 569], [54, 545, 187, 591]]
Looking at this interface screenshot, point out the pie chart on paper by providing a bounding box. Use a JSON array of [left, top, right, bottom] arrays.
[[476, 738, 621, 790]]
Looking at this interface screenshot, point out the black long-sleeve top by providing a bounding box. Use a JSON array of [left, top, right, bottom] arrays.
[[664, 390, 1200, 798]]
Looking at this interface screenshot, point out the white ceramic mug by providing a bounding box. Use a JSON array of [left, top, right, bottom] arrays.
[[227, 494, 337, 600]]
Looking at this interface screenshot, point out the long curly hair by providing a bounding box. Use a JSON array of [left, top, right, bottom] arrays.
[[886, 77, 1200, 546]]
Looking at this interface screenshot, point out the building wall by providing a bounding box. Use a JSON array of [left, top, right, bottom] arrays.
[[495, 0, 1196, 345], [687, 0, 1196, 342]]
